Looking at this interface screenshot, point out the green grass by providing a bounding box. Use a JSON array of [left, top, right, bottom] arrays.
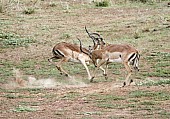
[[141, 51, 170, 78], [19, 101, 40, 106], [0, 1, 170, 118], [95, 94, 125, 102], [13, 105, 37, 112], [95, 0, 111, 7], [140, 101, 157, 105], [138, 79, 170, 86], [60, 33, 72, 39], [129, 90, 170, 101], [60, 91, 81, 100], [23, 7, 35, 14], [76, 111, 102, 116], [0, 60, 14, 83], [7, 94, 34, 99], [0, 31, 35, 48], [86, 93, 126, 109], [97, 103, 116, 109]]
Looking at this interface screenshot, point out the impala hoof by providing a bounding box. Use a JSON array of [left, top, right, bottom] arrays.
[[122, 82, 126, 87], [103, 74, 108, 80], [90, 77, 94, 82], [130, 79, 133, 84]]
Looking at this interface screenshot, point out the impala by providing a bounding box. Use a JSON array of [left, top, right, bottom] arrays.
[[48, 27, 104, 80], [48, 41, 94, 79], [84, 26, 108, 76], [79, 39, 140, 87]]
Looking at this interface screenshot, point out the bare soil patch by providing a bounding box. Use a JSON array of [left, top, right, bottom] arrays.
[[0, 0, 170, 119]]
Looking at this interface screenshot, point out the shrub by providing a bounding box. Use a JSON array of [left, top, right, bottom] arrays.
[[95, 0, 110, 7], [129, 0, 158, 4], [0, 4, 3, 13], [49, 2, 57, 7], [2, 38, 35, 47], [129, 0, 147, 3], [0, 31, 35, 48], [23, 7, 35, 14]]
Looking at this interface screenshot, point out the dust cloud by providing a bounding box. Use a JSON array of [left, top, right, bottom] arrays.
[[3, 68, 88, 89]]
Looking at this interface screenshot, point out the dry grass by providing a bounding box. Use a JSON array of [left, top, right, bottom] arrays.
[[0, 0, 170, 118]]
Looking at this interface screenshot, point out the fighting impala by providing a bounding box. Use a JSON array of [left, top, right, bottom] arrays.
[[85, 26, 106, 50], [79, 38, 140, 87], [48, 27, 104, 80]]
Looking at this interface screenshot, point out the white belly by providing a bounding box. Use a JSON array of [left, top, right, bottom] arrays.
[[106, 52, 122, 63], [108, 57, 122, 63], [69, 58, 80, 63]]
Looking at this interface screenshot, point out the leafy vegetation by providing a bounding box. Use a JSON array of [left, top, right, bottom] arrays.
[[138, 79, 170, 86], [0, 31, 35, 48], [0, 0, 170, 118], [129, 90, 170, 101], [13, 105, 36, 112], [95, 0, 111, 7], [23, 7, 35, 14], [143, 52, 170, 77]]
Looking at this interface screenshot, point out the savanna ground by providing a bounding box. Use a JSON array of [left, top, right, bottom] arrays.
[[0, 0, 170, 118]]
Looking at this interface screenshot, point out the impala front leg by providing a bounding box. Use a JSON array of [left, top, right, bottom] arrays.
[[91, 59, 107, 82], [79, 58, 92, 80], [96, 59, 107, 77]]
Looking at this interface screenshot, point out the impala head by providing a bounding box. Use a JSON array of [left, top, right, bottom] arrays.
[[85, 26, 106, 50]]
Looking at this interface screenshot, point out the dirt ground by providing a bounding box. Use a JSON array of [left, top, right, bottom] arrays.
[[0, 0, 170, 119]]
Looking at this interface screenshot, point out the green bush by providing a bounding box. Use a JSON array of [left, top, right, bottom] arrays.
[[2, 38, 35, 47], [0, 32, 19, 39], [23, 7, 35, 14], [95, 0, 110, 7], [0, 32, 35, 47], [0, 4, 3, 13], [129, 0, 160, 3], [129, 0, 147, 3]]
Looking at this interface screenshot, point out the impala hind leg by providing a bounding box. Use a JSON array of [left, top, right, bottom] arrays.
[[56, 58, 71, 77], [104, 61, 109, 80], [122, 62, 132, 87], [48, 57, 70, 77]]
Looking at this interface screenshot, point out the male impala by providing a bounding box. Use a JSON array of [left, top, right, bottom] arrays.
[[79, 40, 140, 87], [48, 41, 93, 80], [85, 26, 108, 75], [48, 27, 104, 80]]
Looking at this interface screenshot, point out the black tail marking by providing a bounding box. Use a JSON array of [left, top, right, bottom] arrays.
[[128, 53, 136, 62], [53, 48, 65, 57]]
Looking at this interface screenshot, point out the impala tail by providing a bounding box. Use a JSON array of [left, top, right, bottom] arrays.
[[128, 52, 140, 71], [53, 48, 65, 58], [48, 47, 65, 64]]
